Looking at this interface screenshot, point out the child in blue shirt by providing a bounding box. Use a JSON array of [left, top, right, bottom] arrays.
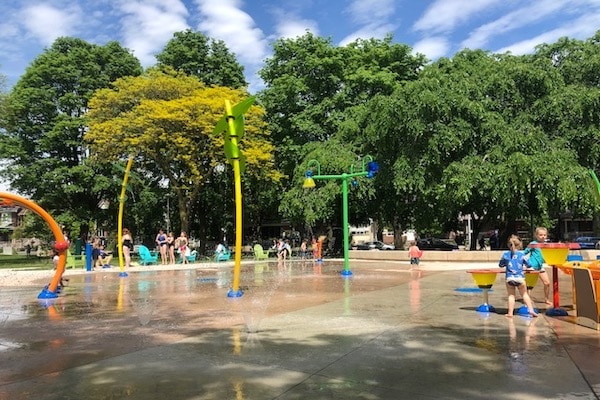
[[523, 226, 551, 305], [499, 235, 538, 318]]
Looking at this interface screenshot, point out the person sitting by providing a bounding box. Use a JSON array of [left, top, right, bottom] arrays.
[[97, 245, 112, 268], [277, 238, 292, 260], [215, 242, 230, 261], [216, 242, 228, 256]]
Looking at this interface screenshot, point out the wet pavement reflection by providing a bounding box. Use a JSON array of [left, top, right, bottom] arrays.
[[1, 260, 600, 399]]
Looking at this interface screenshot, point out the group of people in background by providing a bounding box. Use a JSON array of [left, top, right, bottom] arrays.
[[155, 229, 189, 265], [84, 228, 190, 271], [263, 237, 318, 261]]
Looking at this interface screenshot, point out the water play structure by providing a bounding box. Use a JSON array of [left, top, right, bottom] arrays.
[[303, 157, 378, 276], [0, 192, 68, 299], [529, 242, 580, 316], [117, 155, 134, 277], [467, 269, 500, 312], [466, 269, 540, 315], [213, 96, 255, 297]]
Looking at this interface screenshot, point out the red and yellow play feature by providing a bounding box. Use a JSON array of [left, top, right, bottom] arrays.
[[467, 269, 503, 312], [528, 242, 580, 316]]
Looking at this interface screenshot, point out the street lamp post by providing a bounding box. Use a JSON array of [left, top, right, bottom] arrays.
[[303, 157, 378, 276]]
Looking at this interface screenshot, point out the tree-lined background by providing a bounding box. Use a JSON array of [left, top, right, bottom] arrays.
[[0, 29, 598, 252]]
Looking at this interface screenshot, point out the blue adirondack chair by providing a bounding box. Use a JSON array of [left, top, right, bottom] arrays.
[[138, 245, 158, 265], [187, 250, 197, 263], [215, 248, 231, 262]]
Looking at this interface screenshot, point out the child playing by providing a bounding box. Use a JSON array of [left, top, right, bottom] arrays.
[[499, 235, 538, 318], [408, 241, 423, 268], [523, 226, 552, 305], [51, 249, 69, 287], [97, 245, 112, 268], [300, 239, 308, 259]]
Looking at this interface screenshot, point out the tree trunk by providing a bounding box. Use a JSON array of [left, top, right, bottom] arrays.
[[392, 216, 403, 249], [175, 189, 189, 234]]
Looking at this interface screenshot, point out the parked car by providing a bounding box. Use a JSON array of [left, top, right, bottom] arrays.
[[355, 241, 395, 250], [417, 238, 458, 251], [573, 236, 600, 249]]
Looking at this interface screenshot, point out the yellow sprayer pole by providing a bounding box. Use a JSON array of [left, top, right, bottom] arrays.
[[118, 156, 134, 275], [225, 100, 243, 296]]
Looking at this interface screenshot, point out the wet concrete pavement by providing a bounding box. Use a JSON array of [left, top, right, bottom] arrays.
[[1, 260, 600, 399]]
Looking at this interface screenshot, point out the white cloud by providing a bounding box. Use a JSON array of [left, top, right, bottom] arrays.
[[413, 0, 501, 34], [273, 15, 319, 40], [346, 0, 396, 26], [21, 4, 83, 46], [461, 0, 566, 50], [496, 12, 600, 55], [193, 0, 269, 66], [118, 0, 190, 66], [412, 36, 450, 60], [193, 0, 271, 92], [340, 23, 397, 46], [340, 0, 398, 46]]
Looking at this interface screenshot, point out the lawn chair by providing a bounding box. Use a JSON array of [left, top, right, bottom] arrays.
[[215, 248, 231, 262], [187, 250, 197, 263], [138, 245, 158, 265], [253, 244, 270, 260], [66, 250, 80, 269]]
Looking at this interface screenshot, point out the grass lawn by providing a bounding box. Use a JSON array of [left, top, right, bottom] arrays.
[[0, 255, 54, 270]]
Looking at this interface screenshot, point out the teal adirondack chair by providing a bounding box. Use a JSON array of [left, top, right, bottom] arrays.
[[138, 245, 158, 265], [215, 248, 231, 262]]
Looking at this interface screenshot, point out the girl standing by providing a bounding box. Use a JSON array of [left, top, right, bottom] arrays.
[[499, 235, 538, 318], [167, 232, 176, 264], [122, 228, 133, 269], [155, 229, 168, 264], [178, 231, 189, 264]]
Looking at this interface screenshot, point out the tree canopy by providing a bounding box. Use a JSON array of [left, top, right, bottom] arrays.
[[351, 48, 593, 246], [1, 29, 599, 247], [0, 37, 142, 238], [258, 33, 427, 236], [86, 68, 280, 234], [156, 29, 247, 89]]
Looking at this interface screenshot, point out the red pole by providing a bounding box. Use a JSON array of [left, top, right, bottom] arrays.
[[552, 267, 560, 308]]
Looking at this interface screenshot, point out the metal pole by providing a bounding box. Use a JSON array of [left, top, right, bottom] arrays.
[[117, 155, 133, 277], [341, 175, 351, 276], [304, 157, 377, 277]]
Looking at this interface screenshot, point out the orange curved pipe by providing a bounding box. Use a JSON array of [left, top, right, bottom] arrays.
[[0, 192, 67, 294]]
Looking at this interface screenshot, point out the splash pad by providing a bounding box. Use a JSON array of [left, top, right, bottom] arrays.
[[2, 260, 596, 399]]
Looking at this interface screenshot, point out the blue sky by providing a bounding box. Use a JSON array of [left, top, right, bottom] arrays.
[[1, 0, 600, 93]]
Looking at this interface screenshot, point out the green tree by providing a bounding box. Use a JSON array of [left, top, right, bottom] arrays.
[[532, 32, 600, 172], [531, 32, 600, 232], [354, 49, 590, 247], [278, 139, 377, 245], [86, 68, 280, 236], [258, 33, 426, 232], [0, 37, 142, 239], [156, 29, 247, 89]]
